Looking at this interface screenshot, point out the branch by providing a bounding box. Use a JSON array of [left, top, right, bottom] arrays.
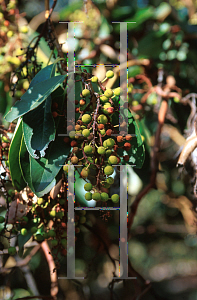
[[128, 99, 169, 232]]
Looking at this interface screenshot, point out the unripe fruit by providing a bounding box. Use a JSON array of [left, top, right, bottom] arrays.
[[106, 177, 114, 184], [63, 165, 68, 172], [124, 142, 131, 151], [7, 31, 14, 38], [20, 26, 28, 34], [82, 89, 90, 97], [37, 198, 44, 205], [117, 136, 124, 143], [100, 129, 106, 136], [113, 87, 122, 96], [48, 230, 56, 237], [100, 95, 108, 103], [98, 124, 104, 130], [97, 146, 106, 155], [0, 216, 5, 223], [84, 145, 93, 154], [108, 156, 118, 165], [106, 149, 112, 157], [2, 136, 9, 143], [82, 114, 92, 124], [82, 129, 90, 137], [61, 238, 67, 247], [102, 182, 110, 188], [104, 166, 114, 175], [50, 211, 56, 218], [69, 131, 75, 138], [21, 228, 28, 236], [71, 156, 79, 164], [84, 183, 92, 191], [51, 239, 58, 247], [91, 76, 98, 83], [111, 194, 119, 203], [174, 97, 180, 103], [106, 70, 114, 78], [106, 138, 115, 148], [79, 216, 86, 224], [85, 192, 92, 200], [31, 227, 37, 234], [23, 80, 29, 90], [103, 140, 108, 148], [35, 234, 44, 242], [92, 192, 101, 201], [80, 168, 89, 178], [8, 247, 16, 255], [59, 199, 66, 205], [97, 114, 108, 124], [104, 89, 113, 98], [101, 192, 109, 201]]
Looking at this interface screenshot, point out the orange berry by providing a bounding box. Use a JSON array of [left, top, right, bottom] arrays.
[[117, 136, 124, 143]]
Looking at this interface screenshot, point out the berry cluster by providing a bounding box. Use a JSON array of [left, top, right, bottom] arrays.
[[62, 69, 134, 204]]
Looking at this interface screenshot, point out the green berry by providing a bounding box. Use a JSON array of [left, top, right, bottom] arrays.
[[106, 177, 114, 184], [84, 183, 92, 191], [82, 129, 90, 137], [91, 76, 98, 83], [111, 194, 119, 203], [82, 89, 90, 97], [59, 199, 66, 205], [35, 234, 44, 242], [85, 192, 92, 200], [20, 26, 28, 34], [48, 230, 56, 237], [174, 97, 180, 103], [50, 211, 56, 218], [21, 228, 28, 236], [104, 166, 114, 175], [97, 146, 106, 155], [97, 114, 108, 124], [61, 238, 67, 247], [37, 198, 44, 205], [92, 192, 101, 201], [63, 165, 68, 172], [31, 227, 37, 234], [51, 239, 58, 247], [79, 216, 86, 224], [8, 247, 16, 255], [113, 87, 122, 96], [7, 31, 14, 38], [108, 156, 118, 165], [81, 168, 89, 178], [106, 138, 115, 148], [100, 95, 109, 103], [106, 70, 114, 78], [84, 145, 93, 154], [2, 136, 9, 143], [106, 150, 112, 157], [100, 192, 109, 201], [104, 89, 113, 98], [100, 129, 106, 136], [82, 114, 92, 124], [102, 182, 110, 188], [0, 216, 5, 223]]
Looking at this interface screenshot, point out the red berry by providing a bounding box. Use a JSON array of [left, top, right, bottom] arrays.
[[117, 156, 121, 163], [67, 125, 74, 131], [80, 99, 86, 106], [98, 124, 104, 130], [113, 145, 118, 151], [75, 100, 79, 105], [63, 137, 70, 143], [106, 129, 112, 136], [125, 135, 132, 141], [117, 136, 124, 143], [70, 140, 78, 147], [75, 108, 79, 113], [123, 155, 129, 161], [4, 20, 9, 26], [107, 107, 114, 114], [124, 143, 131, 151]]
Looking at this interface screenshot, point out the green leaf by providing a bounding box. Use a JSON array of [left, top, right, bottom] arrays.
[[4, 74, 66, 122], [117, 110, 145, 168], [8, 118, 27, 192], [22, 64, 58, 158], [23, 95, 55, 158]]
